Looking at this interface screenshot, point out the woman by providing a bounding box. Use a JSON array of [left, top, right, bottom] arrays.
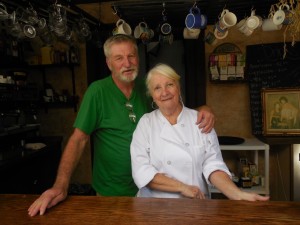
[[269, 101, 281, 129], [130, 64, 269, 201]]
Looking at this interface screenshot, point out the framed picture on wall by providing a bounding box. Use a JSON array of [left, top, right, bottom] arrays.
[[262, 88, 300, 136]]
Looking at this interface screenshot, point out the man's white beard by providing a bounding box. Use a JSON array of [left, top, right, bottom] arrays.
[[118, 68, 138, 82]]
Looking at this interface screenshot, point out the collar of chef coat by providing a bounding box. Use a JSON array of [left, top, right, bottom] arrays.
[[155, 106, 189, 146]]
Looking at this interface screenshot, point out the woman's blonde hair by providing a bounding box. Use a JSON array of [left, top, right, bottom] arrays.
[[146, 63, 181, 96]]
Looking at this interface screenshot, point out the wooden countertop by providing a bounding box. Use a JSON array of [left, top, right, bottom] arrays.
[[1, 194, 300, 224]]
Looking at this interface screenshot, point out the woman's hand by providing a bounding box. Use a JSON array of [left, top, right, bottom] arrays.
[[238, 191, 270, 201], [180, 184, 206, 199]]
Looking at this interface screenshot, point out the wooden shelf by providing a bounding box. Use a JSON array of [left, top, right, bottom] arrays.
[[209, 138, 270, 197]]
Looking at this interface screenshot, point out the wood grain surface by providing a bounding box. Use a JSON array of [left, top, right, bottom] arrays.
[[1, 194, 300, 224]]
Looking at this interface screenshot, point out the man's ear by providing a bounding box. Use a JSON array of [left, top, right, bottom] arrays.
[[106, 58, 112, 70]]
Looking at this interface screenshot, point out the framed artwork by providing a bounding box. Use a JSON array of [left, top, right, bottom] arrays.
[[262, 88, 300, 136]]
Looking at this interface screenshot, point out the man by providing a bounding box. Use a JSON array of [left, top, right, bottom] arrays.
[[28, 34, 214, 216]]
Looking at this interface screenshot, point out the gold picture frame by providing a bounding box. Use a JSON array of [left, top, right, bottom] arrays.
[[262, 88, 300, 136]]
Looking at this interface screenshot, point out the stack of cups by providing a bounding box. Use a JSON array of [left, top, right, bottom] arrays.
[[214, 9, 237, 39], [184, 6, 207, 39]]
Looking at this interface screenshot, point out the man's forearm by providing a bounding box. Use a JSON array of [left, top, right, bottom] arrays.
[[54, 132, 89, 190]]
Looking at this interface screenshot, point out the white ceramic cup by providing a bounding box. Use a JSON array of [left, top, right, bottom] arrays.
[[0, 3, 8, 20], [246, 10, 260, 30], [273, 4, 293, 25], [262, 18, 282, 31], [183, 27, 201, 39], [134, 22, 148, 38], [236, 18, 254, 36], [133, 25, 140, 38], [214, 27, 228, 39], [114, 19, 132, 35], [219, 9, 237, 29]]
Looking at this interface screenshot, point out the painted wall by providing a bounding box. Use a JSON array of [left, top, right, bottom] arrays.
[[204, 25, 297, 200]]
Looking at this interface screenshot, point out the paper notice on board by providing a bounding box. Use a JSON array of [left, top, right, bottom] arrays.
[[236, 66, 244, 78], [220, 66, 228, 75], [218, 54, 227, 67], [228, 66, 236, 75], [210, 66, 219, 80], [236, 54, 246, 66]]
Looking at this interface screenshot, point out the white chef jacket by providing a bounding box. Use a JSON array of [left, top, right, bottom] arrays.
[[130, 106, 231, 198]]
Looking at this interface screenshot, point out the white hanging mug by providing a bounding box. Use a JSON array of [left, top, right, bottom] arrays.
[[236, 18, 254, 36], [246, 10, 260, 30], [273, 4, 294, 25], [262, 18, 282, 31], [218, 9, 237, 30], [114, 19, 132, 35]]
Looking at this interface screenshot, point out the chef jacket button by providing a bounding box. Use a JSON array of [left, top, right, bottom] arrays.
[[167, 161, 171, 165], [185, 143, 189, 147]]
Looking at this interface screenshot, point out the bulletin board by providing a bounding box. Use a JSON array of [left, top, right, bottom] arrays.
[[246, 42, 300, 135]]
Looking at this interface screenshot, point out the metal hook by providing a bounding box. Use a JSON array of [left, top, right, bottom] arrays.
[[28, 2, 34, 9], [193, 1, 197, 8], [112, 5, 118, 15], [162, 2, 166, 15]]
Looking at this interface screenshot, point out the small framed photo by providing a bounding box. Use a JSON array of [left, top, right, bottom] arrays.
[[261, 88, 300, 136]]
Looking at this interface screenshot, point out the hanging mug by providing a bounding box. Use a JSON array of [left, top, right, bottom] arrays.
[[0, 3, 8, 20], [236, 18, 254, 36], [186, 7, 207, 30], [159, 15, 172, 36], [114, 19, 132, 35], [262, 18, 282, 31], [185, 7, 202, 29], [134, 22, 150, 39], [214, 27, 228, 39], [273, 4, 294, 25], [218, 9, 237, 30], [246, 10, 260, 30]]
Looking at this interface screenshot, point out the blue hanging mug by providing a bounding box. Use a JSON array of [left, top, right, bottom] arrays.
[[185, 7, 202, 29]]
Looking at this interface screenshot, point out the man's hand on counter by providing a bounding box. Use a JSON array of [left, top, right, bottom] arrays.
[[28, 187, 68, 216]]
